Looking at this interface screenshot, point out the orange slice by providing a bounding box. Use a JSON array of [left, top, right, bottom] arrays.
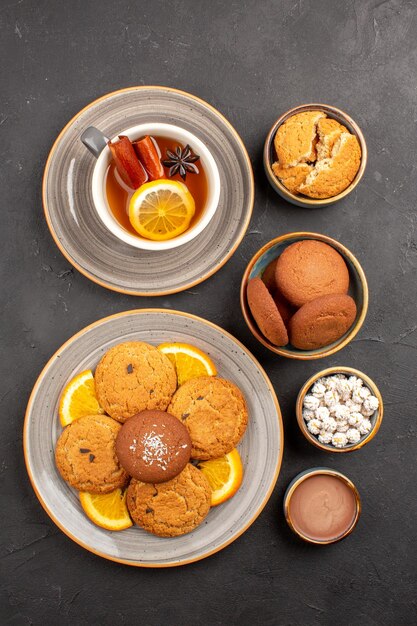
[[157, 342, 217, 386], [129, 179, 195, 240], [79, 489, 133, 531], [197, 448, 243, 506], [59, 370, 104, 427]]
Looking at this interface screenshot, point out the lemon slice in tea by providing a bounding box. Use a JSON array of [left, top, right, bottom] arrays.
[[129, 179, 195, 241]]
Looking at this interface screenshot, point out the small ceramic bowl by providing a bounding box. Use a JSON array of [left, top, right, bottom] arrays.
[[283, 468, 361, 544], [82, 122, 221, 251], [264, 103, 367, 207], [240, 232, 368, 360], [296, 366, 383, 452]]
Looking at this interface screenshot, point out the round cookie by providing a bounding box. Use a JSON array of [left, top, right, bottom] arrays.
[[275, 240, 349, 307], [289, 293, 357, 350], [126, 463, 211, 537], [55, 414, 129, 494], [168, 376, 248, 460], [116, 410, 191, 483], [247, 277, 288, 346], [95, 342, 177, 423]]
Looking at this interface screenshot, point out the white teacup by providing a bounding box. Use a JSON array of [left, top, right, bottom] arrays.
[[81, 123, 221, 250]]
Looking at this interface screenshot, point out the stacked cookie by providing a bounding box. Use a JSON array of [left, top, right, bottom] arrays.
[[55, 341, 248, 537], [247, 240, 357, 349]]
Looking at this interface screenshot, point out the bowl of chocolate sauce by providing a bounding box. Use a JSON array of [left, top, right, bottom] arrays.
[[283, 468, 361, 544]]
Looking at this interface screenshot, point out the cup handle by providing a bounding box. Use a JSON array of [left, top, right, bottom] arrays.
[[81, 126, 110, 158]]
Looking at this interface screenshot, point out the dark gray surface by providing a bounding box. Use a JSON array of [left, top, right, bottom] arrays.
[[1, 1, 416, 624]]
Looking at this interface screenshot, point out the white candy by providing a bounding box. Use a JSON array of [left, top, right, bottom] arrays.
[[302, 408, 315, 422], [358, 386, 371, 401], [324, 389, 340, 408], [346, 428, 361, 444], [348, 412, 363, 427], [311, 382, 326, 398], [328, 404, 337, 416], [336, 379, 351, 401], [347, 375, 359, 391], [362, 395, 379, 416], [349, 375, 363, 388], [345, 399, 362, 413], [321, 416, 337, 433], [303, 394, 320, 412], [352, 391, 364, 405], [307, 418, 322, 435], [325, 378, 338, 391], [318, 430, 333, 444], [368, 395, 379, 409], [334, 404, 351, 421], [316, 406, 330, 421], [332, 432, 348, 448], [336, 421, 349, 433], [359, 418, 372, 435]]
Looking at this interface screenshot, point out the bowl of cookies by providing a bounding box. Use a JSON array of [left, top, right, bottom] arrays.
[[240, 232, 368, 359], [296, 367, 383, 452], [264, 104, 367, 207]]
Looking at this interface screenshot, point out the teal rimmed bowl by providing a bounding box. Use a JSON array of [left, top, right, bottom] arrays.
[[240, 232, 368, 360]]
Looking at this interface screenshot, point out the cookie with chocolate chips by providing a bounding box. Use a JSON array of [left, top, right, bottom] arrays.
[[168, 376, 248, 460], [95, 341, 177, 423], [126, 463, 211, 537], [55, 414, 129, 493]]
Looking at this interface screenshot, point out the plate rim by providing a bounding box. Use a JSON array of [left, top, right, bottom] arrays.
[[42, 86, 255, 296], [23, 308, 283, 567]]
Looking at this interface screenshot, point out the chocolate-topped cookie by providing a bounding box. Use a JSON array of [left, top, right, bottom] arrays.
[[116, 410, 191, 483]]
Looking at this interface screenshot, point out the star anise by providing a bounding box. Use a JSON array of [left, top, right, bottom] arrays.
[[161, 144, 200, 180]]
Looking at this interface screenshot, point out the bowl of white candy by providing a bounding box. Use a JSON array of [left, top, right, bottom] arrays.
[[296, 367, 383, 452]]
